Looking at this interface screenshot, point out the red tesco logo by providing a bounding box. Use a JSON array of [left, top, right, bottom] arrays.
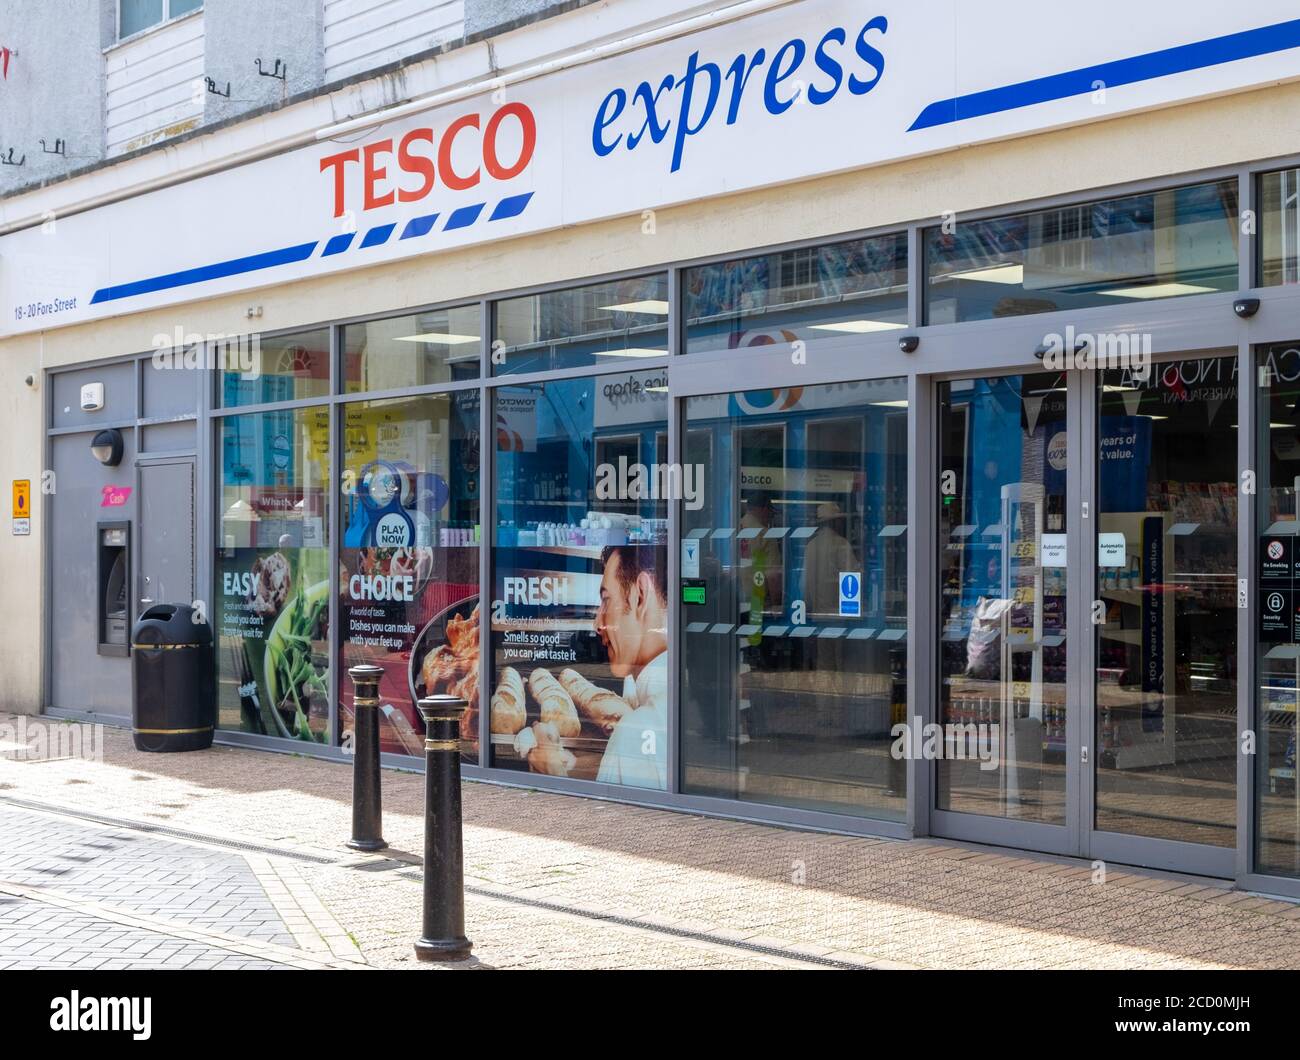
[[319, 102, 537, 218]]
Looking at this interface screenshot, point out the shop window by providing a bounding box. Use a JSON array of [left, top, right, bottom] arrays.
[[684, 233, 908, 357], [339, 392, 481, 762], [343, 305, 481, 393], [925, 180, 1240, 323], [492, 275, 669, 374], [120, 0, 201, 39], [220, 327, 330, 408], [1260, 168, 1300, 287], [681, 378, 909, 819], [490, 372, 669, 788], [1257, 342, 1300, 877], [216, 407, 331, 743]]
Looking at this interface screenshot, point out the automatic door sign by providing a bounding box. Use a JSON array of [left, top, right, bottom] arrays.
[[839, 572, 861, 617], [1261, 586, 1293, 643], [681, 538, 700, 579]]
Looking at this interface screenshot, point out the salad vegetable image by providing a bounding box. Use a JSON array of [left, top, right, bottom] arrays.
[[263, 578, 330, 742]]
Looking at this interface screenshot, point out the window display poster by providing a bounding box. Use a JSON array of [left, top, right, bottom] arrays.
[[340, 545, 479, 760], [217, 546, 330, 743], [338, 394, 481, 760], [1140, 516, 1166, 730], [490, 542, 668, 789], [1099, 416, 1153, 513], [490, 377, 669, 789]]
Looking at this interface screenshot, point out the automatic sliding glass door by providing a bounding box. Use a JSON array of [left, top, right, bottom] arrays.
[[935, 373, 1071, 836], [1092, 356, 1238, 869]]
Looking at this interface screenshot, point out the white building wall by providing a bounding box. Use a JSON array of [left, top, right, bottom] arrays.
[[104, 10, 205, 157], [323, 0, 463, 82]]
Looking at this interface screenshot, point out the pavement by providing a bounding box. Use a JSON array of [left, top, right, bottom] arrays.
[[1, 712, 1299, 970]]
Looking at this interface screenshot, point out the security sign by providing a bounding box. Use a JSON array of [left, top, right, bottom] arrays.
[[1261, 586, 1292, 643], [12, 479, 29, 536], [839, 572, 861, 617]]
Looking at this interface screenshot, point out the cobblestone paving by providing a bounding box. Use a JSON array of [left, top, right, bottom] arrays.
[[0, 805, 297, 947], [0, 896, 287, 970], [2, 714, 1300, 970]]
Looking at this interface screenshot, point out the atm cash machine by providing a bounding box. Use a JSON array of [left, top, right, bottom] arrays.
[[97, 521, 130, 656]]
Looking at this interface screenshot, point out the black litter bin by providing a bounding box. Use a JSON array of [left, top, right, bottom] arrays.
[[131, 604, 215, 752]]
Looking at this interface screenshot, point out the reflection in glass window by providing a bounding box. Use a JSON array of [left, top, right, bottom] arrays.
[[1260, 168, 1300, 287], [490, 372, 669, 788], [926, 181, 1239, 323], [339, 393, 481, 762], [1257, 343, 1300, 877], [221, 328, 330, 407], [685, 233, 908, 356], [493, 275, 669, 374], [216, 407, 331, 744], [343, 305, 480, 393], [682, 379, 909, 819]]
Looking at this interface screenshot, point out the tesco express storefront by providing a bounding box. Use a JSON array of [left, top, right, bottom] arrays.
[[8, 0, 1300, 895]]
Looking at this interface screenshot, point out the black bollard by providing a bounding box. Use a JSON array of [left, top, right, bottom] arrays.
[[346, 664, 387, 852], [413, 694, 472, 961]]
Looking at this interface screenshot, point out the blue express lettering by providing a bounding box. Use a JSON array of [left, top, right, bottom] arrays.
[[592, 16, 888, 173]]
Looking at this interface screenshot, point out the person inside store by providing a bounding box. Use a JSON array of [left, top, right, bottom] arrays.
[[739, 490, 783, 628], [802, 501, 856, 615], [592, 543, 668, 790]]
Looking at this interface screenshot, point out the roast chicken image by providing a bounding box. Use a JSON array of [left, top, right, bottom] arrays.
[[418, 603, 482, 740]]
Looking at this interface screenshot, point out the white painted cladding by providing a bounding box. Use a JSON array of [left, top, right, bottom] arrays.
[[105, 13, 206, 157], [324, 0, 464, 82]]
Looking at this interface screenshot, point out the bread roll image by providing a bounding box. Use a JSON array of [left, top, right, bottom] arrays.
[[558, 668, 630, 734], [489, 666, 527, 735], [514, 721, 576, 776], [528, 667, 581, 738]]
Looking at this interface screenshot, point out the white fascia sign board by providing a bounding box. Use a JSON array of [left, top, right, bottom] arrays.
[[4, 0, 1300, 334]]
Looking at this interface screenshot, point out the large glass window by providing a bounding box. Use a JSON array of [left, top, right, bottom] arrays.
[[1095, 356, 1238, 848], [490, 371, 669, 788], [1256, 342, 1300, 878], [937, 374, 1068, 822], [684, 233, 908, 357], [493, 275, 669, 374], [221, 327, 330, 408], [681, 379, 909, 819], [339, 392, 481, 762], [1260, 168, 1300, 287], [216, 407, 331, 743], [343, 305, 480, 393], [926, 181, 1239, 323]]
